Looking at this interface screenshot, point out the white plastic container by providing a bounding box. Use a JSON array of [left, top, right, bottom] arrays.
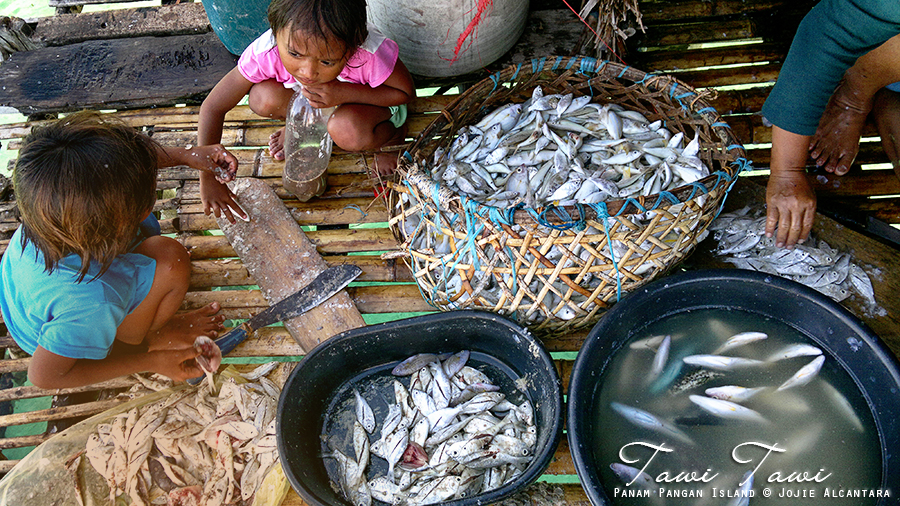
[[367, 0, 529, 77], [282, 89, 335, 202]]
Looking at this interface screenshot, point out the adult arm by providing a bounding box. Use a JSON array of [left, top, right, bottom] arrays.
[[761, 0, 900, 137], [765, 126, 817, 249]]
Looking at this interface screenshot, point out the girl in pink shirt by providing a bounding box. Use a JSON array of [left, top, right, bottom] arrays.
[[198, 0, 415, 223]]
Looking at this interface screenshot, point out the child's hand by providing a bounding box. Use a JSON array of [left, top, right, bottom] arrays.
[[149, 348, 206, 382], [199, 173, 248, 223], [189, 144, 239, 183], [302, 81, 344, 109]]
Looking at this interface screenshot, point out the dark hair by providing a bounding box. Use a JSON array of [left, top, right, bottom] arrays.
[[13, 111, 160, 281], [267, 0, 368, 57]]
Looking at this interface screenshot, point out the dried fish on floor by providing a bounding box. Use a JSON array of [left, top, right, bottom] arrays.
[[85, 373, 281, 506]]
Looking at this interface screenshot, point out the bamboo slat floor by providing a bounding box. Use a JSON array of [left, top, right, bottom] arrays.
[[0, 0, 899, 503]]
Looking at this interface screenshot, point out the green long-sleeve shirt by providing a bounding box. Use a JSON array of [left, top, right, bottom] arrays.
[[761, 0, 900, 136]]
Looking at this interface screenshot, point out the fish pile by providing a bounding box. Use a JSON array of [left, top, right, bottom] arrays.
[[84, 362, 282, 506], [610, 330, 860, 495], [711, 206, 877, 306], [424, 86, 711, 209], [323, 351, 537, 506]]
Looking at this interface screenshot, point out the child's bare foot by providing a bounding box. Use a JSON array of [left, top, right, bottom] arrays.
[[269, 127, 286, 161], [809, 75, 873, 175], [872, 88, 900, 181], [146, 302, 225, 350], [371, 124, 408, 177]]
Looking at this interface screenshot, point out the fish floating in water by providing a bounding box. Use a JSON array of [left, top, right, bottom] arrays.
[[425, 86, 711, 209], [324, 351, 537, 506], [711, 206, 877, 306]]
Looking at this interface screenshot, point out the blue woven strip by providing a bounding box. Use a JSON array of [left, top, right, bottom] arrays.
[[711, 122, 730, 128], [531, 57, 546, 74], [552, 56, 564, 70], [510, 63, 522, 82], [588, 202, 624, 301], [578, 57, 597, 74], [697, 107, 716, 114], [616, 66, 631, 79]]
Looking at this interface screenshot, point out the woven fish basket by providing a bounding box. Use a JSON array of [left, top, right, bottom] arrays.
[[387, 56, 750, 336]]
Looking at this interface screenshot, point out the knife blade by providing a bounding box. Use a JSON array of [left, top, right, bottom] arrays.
[[215, 264, 362, 355], [188, 264, 362, 384]]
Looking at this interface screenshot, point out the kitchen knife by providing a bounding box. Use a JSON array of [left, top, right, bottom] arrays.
[[188, 264, 362, 384], [215, 264, 362, 355]]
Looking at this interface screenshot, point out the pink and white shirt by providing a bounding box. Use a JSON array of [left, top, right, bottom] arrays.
[[237, 23, 400, 90]]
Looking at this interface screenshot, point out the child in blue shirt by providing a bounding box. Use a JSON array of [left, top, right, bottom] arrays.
[[0, 112, 237, 389]]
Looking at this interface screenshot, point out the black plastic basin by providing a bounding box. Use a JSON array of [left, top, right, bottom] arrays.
[[567, 269, 900, 505], [277, 310, 563, 506]]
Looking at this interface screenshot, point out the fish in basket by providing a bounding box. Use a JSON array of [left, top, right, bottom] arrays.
[[387, 56, 750, 336]]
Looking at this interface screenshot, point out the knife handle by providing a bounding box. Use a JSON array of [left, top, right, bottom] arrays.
[[215, 326, 249, 356], [186, 327, 248, 385]]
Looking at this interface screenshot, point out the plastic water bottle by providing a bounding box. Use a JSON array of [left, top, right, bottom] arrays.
[[282, 88, 335, 202]]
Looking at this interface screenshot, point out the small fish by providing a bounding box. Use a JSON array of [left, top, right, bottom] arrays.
[[630, 334, 670, 350], [689, 395, 768, 424], [712, 331, 767, 354], [353, 388, 376, 434], [392, 353, 440, 376], [668, 369, 723, 395], [767, 343, 823, 362], [705, 385, 767, 403], [777, 355, 825, 391], [610, 462, 656, 489], [647, 335, 671, 382], [682, 354, 766, 371], [610, 402, 694, 445], [728, 470, 755, 506]]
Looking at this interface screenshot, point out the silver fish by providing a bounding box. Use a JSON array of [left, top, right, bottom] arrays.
[[704, 385, 767, 403], [353, 388, 376, 434], [712, 331, 767, 354], [767, 343, 823, 362], [777, 355, 825, 391], [688, 395, 769, 424], [682, 354, 766, 371], [610, 402, 694, 445]]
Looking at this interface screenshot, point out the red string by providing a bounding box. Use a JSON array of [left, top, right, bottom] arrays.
[[446, 0, 493, 64], [559, 0, 627, 65]]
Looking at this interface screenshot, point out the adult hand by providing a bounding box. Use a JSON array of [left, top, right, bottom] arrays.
[[765, 170, 816, 249], [808, 76, 870, 176]]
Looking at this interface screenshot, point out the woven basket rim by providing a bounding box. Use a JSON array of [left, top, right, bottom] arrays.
[[397, 55, 748, 224]]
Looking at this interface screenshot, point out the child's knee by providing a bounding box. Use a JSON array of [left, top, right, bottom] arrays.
[[330, 116, 374, 152], [141, 236, 191, 282], [248, 82, 291, 120]]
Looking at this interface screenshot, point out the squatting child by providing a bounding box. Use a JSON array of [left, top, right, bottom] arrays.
[[0, 112, 238, 389], [197, 0, 415, 223]]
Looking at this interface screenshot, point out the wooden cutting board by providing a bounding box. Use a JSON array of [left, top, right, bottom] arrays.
[[215, 178, 366, 353]]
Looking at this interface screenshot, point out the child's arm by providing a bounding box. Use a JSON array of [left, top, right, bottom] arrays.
[[197, 67, 255, 223], [303, 59, 415, 109], [157, 144, 239, 183], [28, 345, 205, 389]]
